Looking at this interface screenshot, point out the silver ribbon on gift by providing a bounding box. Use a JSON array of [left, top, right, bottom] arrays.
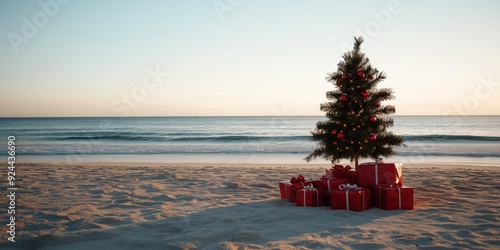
[[302, 184, 320, 207], [338, 183, 361, 190], [303, 184, 316, 191], [338, 184, 365, 211]]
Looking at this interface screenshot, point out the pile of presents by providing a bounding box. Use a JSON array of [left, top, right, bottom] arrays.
[[278, 161, 413, 211]]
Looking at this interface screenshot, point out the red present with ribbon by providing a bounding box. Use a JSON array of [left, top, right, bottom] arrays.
[[372, 183, 400, 208], [328, 165, 358, 184], [287, 175, 317, 202], [378, 185, 413, 210], [316, 178, 347, 205], [358, 162, 403, 188], [296, 184, 325, 207], [330, 184, 371, 212]]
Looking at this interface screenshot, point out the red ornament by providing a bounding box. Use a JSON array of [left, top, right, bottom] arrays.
[[331, 130, 337, 135], [369, 134, 377, 142], [375, 101, 381, 107], [339, 95, 348, 102], [337, 132, 345, 140], [369, 116, 377, 122], [369, 74, 374, 79], [333, 141, 338, 145], [362, 91, 369, 99], [357, 71, 365, 78], [341, 75, 347, 79]]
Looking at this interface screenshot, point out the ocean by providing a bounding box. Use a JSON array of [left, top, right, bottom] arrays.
[[1, 116, 499, 166]]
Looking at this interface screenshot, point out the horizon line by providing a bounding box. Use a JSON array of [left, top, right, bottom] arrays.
[[1, 114, 500, 119]]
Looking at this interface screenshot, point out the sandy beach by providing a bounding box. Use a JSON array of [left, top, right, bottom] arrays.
[[1, 163, 499, 249]]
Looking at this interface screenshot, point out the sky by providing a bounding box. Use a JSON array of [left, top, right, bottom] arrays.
[[0, 0, 499, 117]]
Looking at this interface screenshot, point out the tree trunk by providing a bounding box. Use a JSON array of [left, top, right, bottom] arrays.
[[354, 155, 359, 171]]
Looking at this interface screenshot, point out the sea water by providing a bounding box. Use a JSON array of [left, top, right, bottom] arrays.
[[0, 116, 499, 166]]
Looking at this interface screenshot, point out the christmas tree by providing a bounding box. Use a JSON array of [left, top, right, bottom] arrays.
[[305, 37, 404, 169]]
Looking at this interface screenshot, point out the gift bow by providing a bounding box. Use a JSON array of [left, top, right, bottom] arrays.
[[332, 165, 352, 172], [290, 175, 305, 184], [303, 184, 316, 191], [339, 183, 361, 190]]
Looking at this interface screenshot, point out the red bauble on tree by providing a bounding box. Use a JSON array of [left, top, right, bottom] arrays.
[[357, 70, 365, 78], [369, 116, 377, 122], [333, 141, 338, 145], [337, 132, 345, 140], [362, 91, 369, 99], [339, 95, 348, 102], [369, 134, 377, 142], [341, 74, 347, 79], [375, 101, 381, 107], [331, 130, 337, 135], [368, 74, 374, 80]]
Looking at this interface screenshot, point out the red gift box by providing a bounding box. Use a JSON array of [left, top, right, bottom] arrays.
[[330, 184, 371, 212], [358, 162, 402, 188], [286, 175, 317, 202], [316, 178, 347, 205], [296, 188, 325, 207], [328, 165, 358, 184], [379, 186, 414, 210], [289, 180, 317, 202], [278, 181, 292, 199]]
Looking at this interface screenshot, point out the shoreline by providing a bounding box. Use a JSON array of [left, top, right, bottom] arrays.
[[15, 161, 500, 171], [15, 153, 500, 168]]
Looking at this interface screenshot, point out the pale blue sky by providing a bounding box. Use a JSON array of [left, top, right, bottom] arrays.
[[1, 0, 499, 117]]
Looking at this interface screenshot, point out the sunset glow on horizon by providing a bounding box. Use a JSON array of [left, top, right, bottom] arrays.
[[1, 0, 499, 117]]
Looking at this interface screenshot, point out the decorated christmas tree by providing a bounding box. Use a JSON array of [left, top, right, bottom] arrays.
[[305, 37, 404, 169]]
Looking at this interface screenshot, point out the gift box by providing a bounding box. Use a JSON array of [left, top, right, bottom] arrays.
[[289, 181, 317, 202], [379, 185, 414, 210], [328, 165, 358, 184], [372, 184, 404, 208], [287, 175, 317, 202], [358, 162, 403, 188], [316, 178, 347, 205], [296, 186, 325, 207], [278, 181, 292, 199], [330, 184, 371, 212]]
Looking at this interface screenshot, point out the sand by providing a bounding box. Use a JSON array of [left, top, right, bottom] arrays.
[[1, 163, 499, 249]]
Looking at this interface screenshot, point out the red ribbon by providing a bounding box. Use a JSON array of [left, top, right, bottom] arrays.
[[291, 183, 305, 190], [332, 165, 352, 172], [290, 175, 305, 184]]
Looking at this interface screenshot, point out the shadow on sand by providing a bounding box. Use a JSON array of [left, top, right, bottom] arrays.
[[9, 199, 406, 250]]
